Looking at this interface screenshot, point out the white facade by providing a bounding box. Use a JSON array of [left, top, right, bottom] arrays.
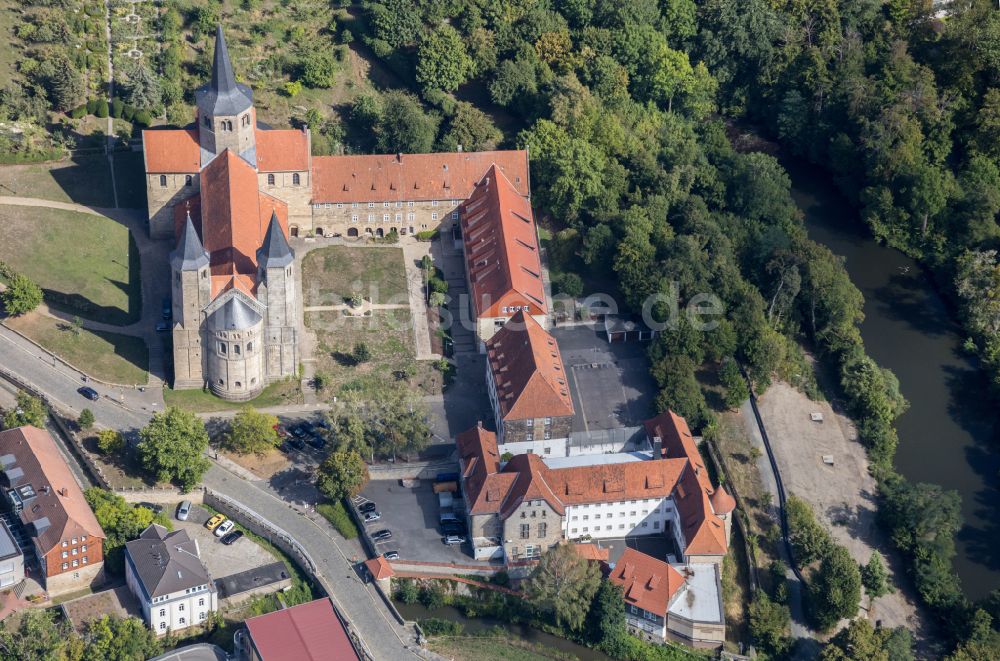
[[563, 497, 679, 543], [497, 438, 568, 457], [125, 555, 218, 634]]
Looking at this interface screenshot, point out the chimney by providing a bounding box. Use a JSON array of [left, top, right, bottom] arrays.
[[457, 144, 463, 152], [653, 436, 662, 458], [396, 152, 402, 162]]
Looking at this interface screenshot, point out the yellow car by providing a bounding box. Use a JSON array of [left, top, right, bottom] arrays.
[[205, 514, 226, 531]]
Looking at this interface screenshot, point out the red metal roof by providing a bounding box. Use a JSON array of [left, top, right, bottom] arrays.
[[143, 128, 200, 173], [244, 598, 360, 661], [256, 128, 310, 172], [311, 150, 529, 203], [462, 165, 546, 318]]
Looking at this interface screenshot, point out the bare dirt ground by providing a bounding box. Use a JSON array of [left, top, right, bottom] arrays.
[[755, 381, 928, 640], [218, 448, 290, 481]]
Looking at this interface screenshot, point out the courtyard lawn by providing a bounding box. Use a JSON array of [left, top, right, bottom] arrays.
[[308, 309, 441, 396], [162, 379, 303, 413], [301, 246, 408, 306], [0, 156, 115, 207], [5, 313, 148, 384], [0, 205, 139, 325]]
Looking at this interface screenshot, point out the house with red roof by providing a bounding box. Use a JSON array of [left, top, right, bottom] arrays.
[[455, 409, 732, 565], [608, 547, 725, 648], [235, 598, 360, 661], [484, 310, 575, 454]]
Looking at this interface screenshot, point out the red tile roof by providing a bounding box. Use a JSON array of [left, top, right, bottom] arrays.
[[311, 150, 529, 204], [486, 311, 573, 421], [608, 547, 685, 616], [457, 424, 511, 516], [462, 165, 547, 318], [244, 598, 359, 661], [364, 556, 394, 580], [143, 128, 200, 173], [0, 427, 105, 557], [645, 411, 712, 494], [256, 128, 309, 172], [500, 453, 566, 517], [572, 543, 610, 563], [543, 459, 686, 507], [710, 486, 736, 516]]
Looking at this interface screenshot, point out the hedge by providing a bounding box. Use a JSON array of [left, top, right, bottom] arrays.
[[69, 105, 87, 119], [316, 500, 359, 539], [111, 97, 124, 118], [415, 229, 439, 241], [95, 99, 109, 118]]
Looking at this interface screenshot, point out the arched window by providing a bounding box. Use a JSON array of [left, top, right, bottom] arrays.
[[159, 175, 167, 187], [246, 342, 252, 352], [292, 173, 300, 185], [267, 174, 275, 186], [185, 175, 192, 187], [234, 344, 241, 355], [235, 382, 241, 389]]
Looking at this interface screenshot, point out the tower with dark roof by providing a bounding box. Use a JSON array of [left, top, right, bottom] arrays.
[[256, 212, 299, 379], [195, 26, 256, 164], [170, 211, 212, 389]]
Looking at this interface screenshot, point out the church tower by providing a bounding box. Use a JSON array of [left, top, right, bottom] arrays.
[[195, 26, 256, 164], [170, 211, 212, 388], [256, 212, 298, 380]]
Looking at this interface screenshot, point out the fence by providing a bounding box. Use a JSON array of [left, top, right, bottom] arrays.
[[203, 489, 375, 661]]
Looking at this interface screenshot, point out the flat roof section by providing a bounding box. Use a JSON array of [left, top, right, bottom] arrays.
[[0, 519, 21, 561], [668, 563, 723, 624]]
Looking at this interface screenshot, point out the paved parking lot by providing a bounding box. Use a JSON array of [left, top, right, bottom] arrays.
[[551, 325, 657, 432], [356, 480, 471, 563], [171, 504, 278, 581]]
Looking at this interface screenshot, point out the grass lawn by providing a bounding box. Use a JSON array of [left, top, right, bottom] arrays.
[[163, 379, 303, 413], [301, 246, 408, 306], [5, 312, 148, 384], [113, 152, 148, 210], [427, 635, 576, 661], [308, 309, 441, 396], [0, 205, 139, 324], [0, 156, 115, 207]]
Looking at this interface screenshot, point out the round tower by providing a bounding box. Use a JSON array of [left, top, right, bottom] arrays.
[[206, 295, 265, 401]]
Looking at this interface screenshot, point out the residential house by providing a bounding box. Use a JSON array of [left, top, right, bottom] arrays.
[[0, 426, 104, 595], [235, 597, 361, 661], [124, 524, 218, 634], [0, 518, 23, 589], [484, 310, 575, 454], [608, 547, 725, 649]]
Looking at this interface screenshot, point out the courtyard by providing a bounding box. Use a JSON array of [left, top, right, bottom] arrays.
[[301, 245, 408, 306], [172, 504, 278, 582]]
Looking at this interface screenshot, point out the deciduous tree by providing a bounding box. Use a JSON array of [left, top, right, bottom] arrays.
[[416, 25, 472, 94], [1, 273, 43, 316], [315, 450, 369, 501], [1, 390, 47, 430], [137, 407, 210, 491], [225, 406, 280, 456], [525, 544, 601, 632]]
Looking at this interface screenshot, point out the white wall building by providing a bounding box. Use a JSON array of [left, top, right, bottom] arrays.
[[125, 524, 218, 635]]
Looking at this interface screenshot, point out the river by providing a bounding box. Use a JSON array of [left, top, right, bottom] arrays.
[[395, 601, 612, 660], [787, 161, 1000, 600]]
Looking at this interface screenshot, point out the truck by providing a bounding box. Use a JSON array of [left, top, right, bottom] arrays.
[[438, 491, 453, 510], [435, 472, 459, 484]]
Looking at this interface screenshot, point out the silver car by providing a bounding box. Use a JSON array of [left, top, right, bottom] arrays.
[[176, 500, 192, 521]]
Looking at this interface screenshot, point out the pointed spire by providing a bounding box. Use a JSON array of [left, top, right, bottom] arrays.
[[211, 25, 238, 95], [256, 211, 294, 269], [170, 211, 210, 271]]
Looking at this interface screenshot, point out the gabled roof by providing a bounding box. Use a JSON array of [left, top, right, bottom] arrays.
[[462, 165, 547, 318], [256, 129, 309, 172], [571, 543, 609, 563], [244, 598, 359, 661], [645, 410, 712, 494], [310, 150, 529, 204], [0, 427, 104, 555], [143, 128, 200, 173], [486, 311, 573, 421], [124, 524, 212, 598], [457, 424, 507, 516], [195, 26, 254, 118], [543, 459, 686, 507], [500, 453, 565, 517], [608, 547, 686, 616], [364, 556, 394, 580], [171, 211, 210, 271]]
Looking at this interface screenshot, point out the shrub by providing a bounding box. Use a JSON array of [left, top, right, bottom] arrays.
[[419, 618, 462, 636], [77, 409, 95, 430], [283, 80, 303, 98], [133, 110, 152, 126], [86, 98, 98, 114], [419, 583, 446, 610], [395, 578, 419, 604], [122, 104, 136, 121], [415, 229, 438, 241], [69, 104, 87, 119], [95, 99, 109, 118], [111, 97, 124, 118], [316, 501, 359, 539], [96, 429, 126, 454]]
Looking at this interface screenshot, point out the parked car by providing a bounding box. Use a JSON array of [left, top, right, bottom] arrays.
[[382, 551, 400, 560], [155, 321, 170, 332], [176, 500, 192, 521], [205, 514, 226, 531], [306, 434, 326, 450], [290, 424, 308, 438], [371, 530, 392, 541], [285, 437, 306, 451], [443, 535, 466, 545], [442, 523, 466, 536], [78, 386, 99, 401], [214, 520, 235, 538], [359, 502, 377, 514], [221, 530, 244, 545], [161, 298, 172, 320], [363, 511, 381, 522]]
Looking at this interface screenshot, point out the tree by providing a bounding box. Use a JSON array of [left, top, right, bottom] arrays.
[[809, 545, 862, 631], [120, 62, 162, 111], [1, 390, 47, 429], [749, 592, 791, 657], [97, 429, 125, 455], [83, 614, 162, 661], [0, 608, 83, 660], [353, 342, 372, 363], [77, 408, 95, 430], [137, 407, 210, 490], [44, 56, 85, 112], [786, 495, 832, 566], [301, 51, 336, 88], [367, 0, 421, 49], [2, 273, 43, 316], [525, 544, 601, 632], [416, 25, 473, 94], [820, 618, 913, 661], [861, 551, 892, 599], [375, 91, 440, 154], [438, 101, 502, 152], [85, 488, 170, 573], [586, 580, 627, 653], [225, 407, 280, 456], [651, 355, 709, 430], [719, 358, 749, 409], [315, 450, 369, 501]]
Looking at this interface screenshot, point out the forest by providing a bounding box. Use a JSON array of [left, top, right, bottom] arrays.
[[2, 0, 1000, 657]]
